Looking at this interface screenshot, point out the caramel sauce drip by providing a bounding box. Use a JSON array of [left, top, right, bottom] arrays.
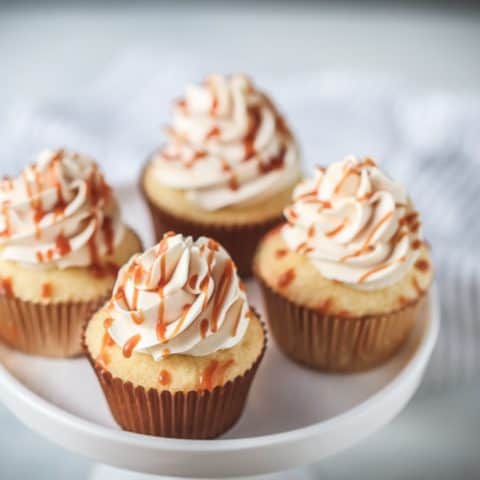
[[411, 239, 423, 250], [206, 126, 220, 139], [115, 286, 129, 308], [200, 318, 209, 339], [98, 328, 115, 366], [415, 259, 429, 272], [357, 191, 374, 202], [103, 217, 114, 256], [307, 225, 316, 238], [41, 282, 53, 299], [277, 268, 295, 289], [325, 220, 347, 238], [197, 359, 235, 391], [231, 302, 244, 337], [188, 274, 198, 289], [398, 295, 410, 306], [158, 369, 172, 386], [340, 245, 375, 263], [296, 242, 313, 255], [131, 311, 145, 325], [361, 211, 394, 249], [55, 233, 71, 256], [0, 277, 13, 297], [210, 260, 234, 333], [275, 248, 288, 259], [244, 108, 261, 160], [220, 159, 232, 173], [317, 297, 333, 314], [0, 200, 11, 237], [228, 175, 239, 191], [358, 256, 406, 283], [207, 238, 220, 251], [334, 166, 360, 194], [199, 274, 211, 310], [156, 300, 166, 341], [170, 303, 192, 339], [122, 334, 141, 358], [258, 146, 286, 174]]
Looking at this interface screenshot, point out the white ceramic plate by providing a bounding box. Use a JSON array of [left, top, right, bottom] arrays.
[[0, 187, 439, 478]]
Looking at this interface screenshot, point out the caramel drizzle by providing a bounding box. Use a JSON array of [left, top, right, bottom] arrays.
[[317, 297, 333, 314], [200, 318, 209, 339], [158, 369, 172, 386], [231, 302, 244, 337], [197, 359, 235, 391], [244, 108, 261, 160], [210, 260, 234, 333], [334, 166, 360, 194], [0, 277, 13, 297], [169, 303, 192, 339], [41, 282, 53, 299], [55, 232, 71, 256], [258, 146, 286, 174], [122, 334, 141, 358], [361, 211, 394, 249], [277, 268, 295, 289], [0, 200, 11, 237], [358, 255, 406, 283], [415, 259, 429, 272], [275, 248, 288, 259], [325, 220, 347, 238]]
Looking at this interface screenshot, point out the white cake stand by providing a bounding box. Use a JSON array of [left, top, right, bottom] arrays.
[[0, 189, 439, 479], [0, 283, 438, 479]]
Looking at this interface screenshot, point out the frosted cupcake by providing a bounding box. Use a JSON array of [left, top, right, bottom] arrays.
[[141, 73, 301, 276], [254, 156, 433, 372], [0, 149, 142, 357], [84, 233, 266, 439]]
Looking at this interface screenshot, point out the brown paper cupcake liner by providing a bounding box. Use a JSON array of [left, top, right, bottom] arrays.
[[257, 276, 428, 372], [0, 294, 107, 358], [139, 165, 282, 278], [83, 320, 267, 439]]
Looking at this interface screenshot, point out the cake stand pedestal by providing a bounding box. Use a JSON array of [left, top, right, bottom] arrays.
[[0, 284, 439, 479]]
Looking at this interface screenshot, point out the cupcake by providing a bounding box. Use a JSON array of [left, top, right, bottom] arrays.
[[254, 156, 433, 372], [141, 73, 301, 277], [0, 149, 142, 357], [84, 232, 266, 439]]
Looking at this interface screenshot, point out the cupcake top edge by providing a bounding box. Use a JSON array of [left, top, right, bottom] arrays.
[[0, 148, 126, 271], [151, 73, 301, 212], [282, 155, 426, 291], [105, 232, 252, 361]]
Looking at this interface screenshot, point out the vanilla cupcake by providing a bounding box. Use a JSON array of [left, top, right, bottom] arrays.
[[0, 149, 142, 357], [84, 233, 266, 439], [254, 156, 433, 372], [141, 73, 302, 276]]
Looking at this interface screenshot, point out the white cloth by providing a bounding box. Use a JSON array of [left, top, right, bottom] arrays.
[[1, 50, 479, 387]]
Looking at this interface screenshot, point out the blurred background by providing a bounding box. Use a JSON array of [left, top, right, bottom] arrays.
[[1, 1, 479, 479]]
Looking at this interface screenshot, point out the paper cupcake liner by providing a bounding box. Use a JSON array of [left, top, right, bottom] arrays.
[[139, 166, 282, 277], [0, 294, 107, 358], [84, 322, 266, 439], [257, 277, 428, 372]]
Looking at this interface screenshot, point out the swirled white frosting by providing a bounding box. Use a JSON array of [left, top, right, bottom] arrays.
[[108, 233, 250, 360], [282, 156, 423, 290], [0, 149, 125, 269], [151, 73, 300, 211]]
